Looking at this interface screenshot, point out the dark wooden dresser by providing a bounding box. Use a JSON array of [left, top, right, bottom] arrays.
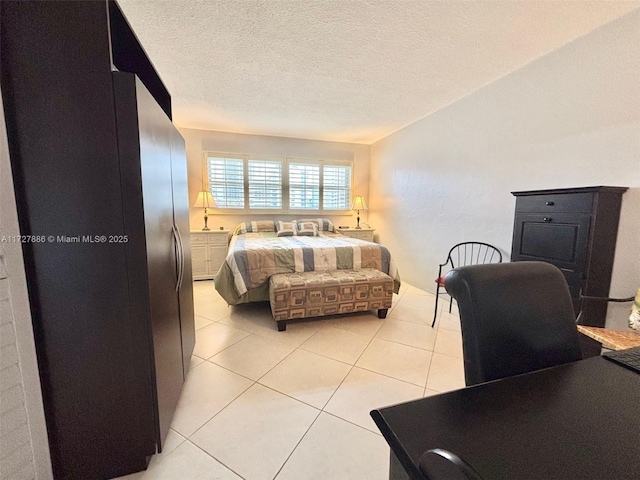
[[511, 187, 627, 353]]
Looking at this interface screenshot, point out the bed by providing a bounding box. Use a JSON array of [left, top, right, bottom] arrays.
[[214, 219, 401, 306]]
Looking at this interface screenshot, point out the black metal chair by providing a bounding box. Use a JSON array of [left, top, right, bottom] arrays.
[[444, 261, 583, 386], [432, 242, 502, 327], [419, 449, 484, 480]]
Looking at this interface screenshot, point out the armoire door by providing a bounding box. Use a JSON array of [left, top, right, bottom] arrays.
[[114, 72, 184, 449], [170, 128, 196, 378]]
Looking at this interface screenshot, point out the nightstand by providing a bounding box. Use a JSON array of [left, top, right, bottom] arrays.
[[190, 230, 230, 280], [339, 228, 375, 242]]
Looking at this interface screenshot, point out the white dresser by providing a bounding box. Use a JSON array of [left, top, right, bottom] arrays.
[[339, 228, 375, 242], [190, 230, 230, 280]]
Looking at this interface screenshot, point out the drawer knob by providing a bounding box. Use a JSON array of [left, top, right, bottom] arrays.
[[543, 217, 552, 222], [545, 201, 555, 206]]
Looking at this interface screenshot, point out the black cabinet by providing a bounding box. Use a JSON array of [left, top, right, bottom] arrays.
[[1, 2, 194, 478], [511, 187, 627, 330]]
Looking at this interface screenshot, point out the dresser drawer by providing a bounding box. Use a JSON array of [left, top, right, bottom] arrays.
[[190, 233, 208, 244], [515, 193, 593, 213], [340, 229, 375, 242], [191, 231, 229, 245], [208, 232, 229, 245], [350, 232, 372, 241]]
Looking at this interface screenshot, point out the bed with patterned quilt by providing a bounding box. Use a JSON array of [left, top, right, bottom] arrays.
[[214, 219, 401, 305]]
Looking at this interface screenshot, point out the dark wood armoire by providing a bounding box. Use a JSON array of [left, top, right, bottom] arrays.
[[1, 1, 195, 478]]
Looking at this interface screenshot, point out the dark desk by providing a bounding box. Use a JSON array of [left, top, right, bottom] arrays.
[[371, 357, 640, 480]]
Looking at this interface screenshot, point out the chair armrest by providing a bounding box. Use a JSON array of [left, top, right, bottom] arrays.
[[437, 259, 451, 269], [437, 259, 452, 277]]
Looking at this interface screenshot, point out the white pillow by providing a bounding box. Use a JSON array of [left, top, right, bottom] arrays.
[[276, 221, 297, 237], [233, 220, 276, 235], [297, 218, 335, 232], [297, 222, 319, 236]]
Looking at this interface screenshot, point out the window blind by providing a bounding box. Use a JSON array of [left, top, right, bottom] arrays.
[[289, 162, 320, 210], [207, 155, 244, 208], [323, 164, 351, 210], [248, 159, 282, 209]]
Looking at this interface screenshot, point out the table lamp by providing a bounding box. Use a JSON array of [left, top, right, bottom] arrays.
[[351, 196, 367, 229], [193, 191, 216, 231]]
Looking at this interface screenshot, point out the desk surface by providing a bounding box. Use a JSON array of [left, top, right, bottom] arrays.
[[577, 325, 640, 350], [371, 357, 640, 480]]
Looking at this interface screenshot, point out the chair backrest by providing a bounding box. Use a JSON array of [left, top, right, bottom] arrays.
[[444, 261, 582, 386], [445, 242, 502, 269]]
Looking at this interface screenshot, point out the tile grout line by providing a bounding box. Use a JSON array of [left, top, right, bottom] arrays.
[[353, 363, 432, 389], [250, 335, 311, 381], [321, 409, 386, 435], [252, 383, 323, 413], [202, 357, 258, 383], [196, 332, 251, 361], [296, 323, 377, 366], [269, 410, 324, 480], [140, 432, 247, 480], [316, 314, 389, 417], [185, 438, 248, 480], [181, 377, 254, 440], [368, 333, 437, 354]]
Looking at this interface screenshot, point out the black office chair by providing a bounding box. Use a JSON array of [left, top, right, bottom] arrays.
[[432, 242, 502, 327], [419, 449, 484, 480], [444, 261, 582, 386]]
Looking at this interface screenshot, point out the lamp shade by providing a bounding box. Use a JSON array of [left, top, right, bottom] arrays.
[[351, 196, 367, 211], [193, 191, 216, 209]]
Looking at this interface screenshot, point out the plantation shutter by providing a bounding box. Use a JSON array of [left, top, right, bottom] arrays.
[[289, 162, 320, 209], [323, 164, 351, 210], [248, 158, 282, 209], [207, 155, 244, 208]]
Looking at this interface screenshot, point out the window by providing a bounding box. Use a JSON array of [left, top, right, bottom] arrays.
[[207, 155, 244, 208], [289, 162, 319, 210], [248, 159, 282, 209], [204, 152, 353, 213], [323, 164, 351, 210]]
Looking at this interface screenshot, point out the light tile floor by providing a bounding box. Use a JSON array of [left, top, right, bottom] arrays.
[[117, 280, 465, 480]]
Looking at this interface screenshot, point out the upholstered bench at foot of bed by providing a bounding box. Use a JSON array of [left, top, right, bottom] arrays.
[[269, 269, 394, 331]]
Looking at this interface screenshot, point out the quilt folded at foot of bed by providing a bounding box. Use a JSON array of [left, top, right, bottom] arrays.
[[214, 231, 401, 305]]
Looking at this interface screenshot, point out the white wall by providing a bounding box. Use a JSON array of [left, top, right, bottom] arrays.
[[178, 128, 371, 232], [369, 10, 640, 330], [1, 95, 53, 479]]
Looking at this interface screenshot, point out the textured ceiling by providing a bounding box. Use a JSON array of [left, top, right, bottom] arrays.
[[117, 0, 639, 144]]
